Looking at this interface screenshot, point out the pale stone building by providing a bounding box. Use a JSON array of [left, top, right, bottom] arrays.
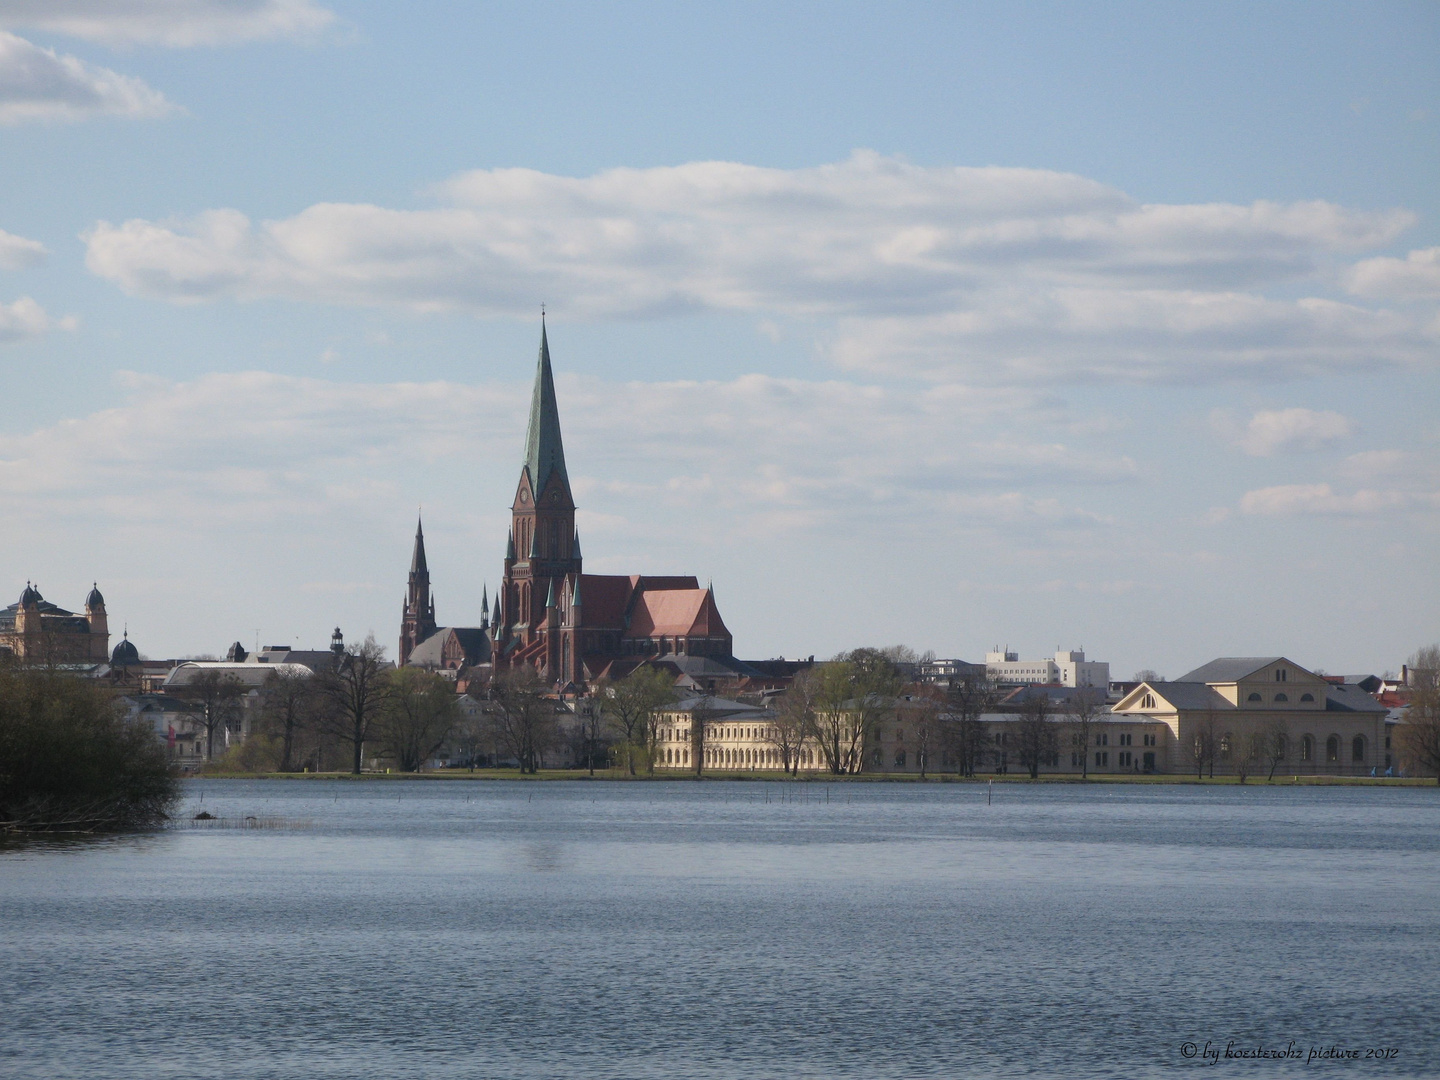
[[1111, 657, 1387, 776]]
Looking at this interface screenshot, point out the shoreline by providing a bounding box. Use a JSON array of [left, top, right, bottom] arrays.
[[190, 769, 1436, 787]]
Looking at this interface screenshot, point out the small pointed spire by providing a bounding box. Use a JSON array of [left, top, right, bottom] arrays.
[[572, 529, 582, 559], [410, 514, 428, 575], [545, 580, 556, 608], [571, 575, 582, 608], [522, 320, 569, 499], [529, 528, 539, 559], [506, 529, 516, 560]]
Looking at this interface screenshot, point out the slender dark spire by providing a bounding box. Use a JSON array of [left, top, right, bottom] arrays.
[[522, 320, 569, 498], [410, 515, 428, 575], [572, 529, 582, 559]]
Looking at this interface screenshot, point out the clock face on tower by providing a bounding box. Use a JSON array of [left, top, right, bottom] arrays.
[[520, 489, 529, 503]]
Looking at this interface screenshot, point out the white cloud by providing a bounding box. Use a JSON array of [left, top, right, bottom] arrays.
[[0, 369, 1121, 538], [0, 227, 46, 269], [1227, 408, 1356, 456], [79, 153, 1434, 384], [1346, 246, 1440, 300], [0, 0, 335, 47], [0, 30, 172, 124], [1239, 483, 1438, 517], [0, 296, 56, 342]]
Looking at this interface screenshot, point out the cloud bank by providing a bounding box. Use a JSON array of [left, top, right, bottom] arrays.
[[0, 0, 335, 47], [0, 30, 172, 123], [1233, 408, 1356, 457], [0, 296, 57, 343], [0, 370, 1123, 540], [0, 227, 46, 269], [81, 153, 1435, 383]]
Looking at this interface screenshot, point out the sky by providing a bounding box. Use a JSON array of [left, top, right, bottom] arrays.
[[0, 0, 1437, 677]]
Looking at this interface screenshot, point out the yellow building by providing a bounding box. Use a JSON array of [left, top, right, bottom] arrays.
[[1112, 657, 1387, 776], [0, 582, 109, 663]]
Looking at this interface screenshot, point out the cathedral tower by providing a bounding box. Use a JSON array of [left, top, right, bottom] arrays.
[[399, 515, 437, 665], [496, 320, 582, 680]]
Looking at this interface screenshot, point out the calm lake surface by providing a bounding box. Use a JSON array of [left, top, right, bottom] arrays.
[[2, 779, 1438, 1079]]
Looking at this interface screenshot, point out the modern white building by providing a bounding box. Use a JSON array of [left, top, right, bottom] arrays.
[[985, 647, 1109, 689]]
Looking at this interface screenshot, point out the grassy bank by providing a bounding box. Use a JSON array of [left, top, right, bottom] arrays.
[[193, 768, 1435, 787]]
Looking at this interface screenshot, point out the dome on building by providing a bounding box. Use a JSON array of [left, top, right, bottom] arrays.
[[111, 633, 140, 666], [19, 582, 41, 607], [86, 582, 105, 608]]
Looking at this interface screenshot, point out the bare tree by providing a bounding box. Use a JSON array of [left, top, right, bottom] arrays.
[[1262, 717, 1290, 781], [576, 691, 610, 776], [176, 669, 245, 762], [490, 666, 560, 774], [258, 666, 315, 772], [899, 684, 945, 778], [943, 677, 993, 777], [1232, 728, 1263, 784], [810, 649, 904, 775], [376, 667, 457, 772], [315, 634, 391, 774], [602, 666, 675, 776], [1188, 711, 1217, 779], [1012, 694, 1059, 779], [1398, 643, 1440, 783], [688, 695, 716, 777], [1199, 711, 1220, 779], [767, 671, 816, 776], [811, 660, 862, 775], [1066, 690, 1106, 780]]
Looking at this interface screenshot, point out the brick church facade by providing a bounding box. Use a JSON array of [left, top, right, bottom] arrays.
[[399, 322, 737, 688]]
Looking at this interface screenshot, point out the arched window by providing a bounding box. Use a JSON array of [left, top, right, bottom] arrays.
[[1276, 669, 1287, 682], [1276, 735, 1287, 760], [1247, 693, 1262, 702], [1301, 735, 1313, 762], [1274, 693, 1288, 702], [1141, 693, 1155, 709], [1300, 693, 1314, 702], [1220, 733, 1233, 758], [1326, 735, 1339, 763], [1352, 736, 1364, 763]]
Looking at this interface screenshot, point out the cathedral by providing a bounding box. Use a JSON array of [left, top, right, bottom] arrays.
[[400, 322, 738, 688]]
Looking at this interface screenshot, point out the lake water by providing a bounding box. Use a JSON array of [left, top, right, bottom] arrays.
[[2, 779, 1438, 1079]]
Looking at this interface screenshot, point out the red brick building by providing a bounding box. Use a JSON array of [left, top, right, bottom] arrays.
[[488, 321, 736, 687]]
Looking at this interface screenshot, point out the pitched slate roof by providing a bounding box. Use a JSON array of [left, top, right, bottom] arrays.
[[522, 321, 569, 499], [1142, 681, 1235, 710], [1324, 683, 1387, 713], [406, 627, 491, 668], [1176, 657, 1286, 683]]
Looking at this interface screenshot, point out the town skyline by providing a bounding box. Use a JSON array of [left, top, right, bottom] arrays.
[[2, 2, 1437, 675]]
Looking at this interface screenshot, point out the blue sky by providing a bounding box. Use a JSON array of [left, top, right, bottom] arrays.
[[1, 0, 1436, 676]]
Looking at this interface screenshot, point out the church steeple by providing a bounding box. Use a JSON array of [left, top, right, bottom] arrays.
[[523, 317, 569, 500], [410, 514, 428, 575], [501, 320, 582, 678], [399, 514, 437, 666]]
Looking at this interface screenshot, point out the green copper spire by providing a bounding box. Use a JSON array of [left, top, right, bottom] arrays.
[[523, 318, 569, 499]]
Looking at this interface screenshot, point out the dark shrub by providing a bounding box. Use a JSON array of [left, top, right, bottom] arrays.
[[0, 666, 179, 832]]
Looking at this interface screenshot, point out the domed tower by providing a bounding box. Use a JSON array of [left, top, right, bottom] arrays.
[[15, 582, 41, 639], [110, 630, 140, 668], [85, 582, 109, 661]]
